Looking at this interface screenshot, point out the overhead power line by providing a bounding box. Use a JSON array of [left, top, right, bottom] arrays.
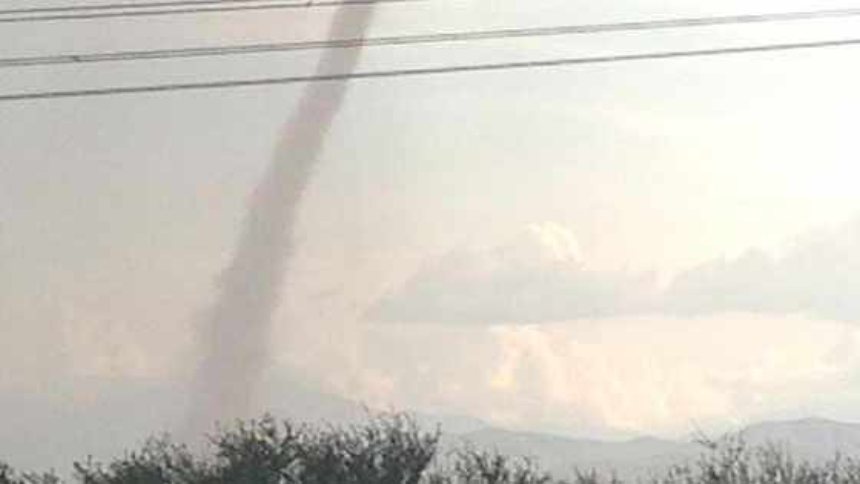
[[0, 0, 358, 15], [3, 7, 860, 67], [0, 0, 417, 23], [2, 37, 859, 102]]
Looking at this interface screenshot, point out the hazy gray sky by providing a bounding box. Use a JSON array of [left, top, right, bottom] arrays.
[[3, 0, 860, 469]]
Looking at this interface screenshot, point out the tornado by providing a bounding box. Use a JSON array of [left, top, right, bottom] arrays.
[[187, 4, 377, 434]]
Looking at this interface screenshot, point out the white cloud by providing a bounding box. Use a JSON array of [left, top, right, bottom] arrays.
[[350, 219, 860, 436], [354, 314, 860, 437], [665, 217, 860, 321], [367, 223, 656, 324], [369, 217, 860, 325]]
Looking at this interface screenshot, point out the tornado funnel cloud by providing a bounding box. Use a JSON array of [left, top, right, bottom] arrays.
[[187, 5, 376, 434]]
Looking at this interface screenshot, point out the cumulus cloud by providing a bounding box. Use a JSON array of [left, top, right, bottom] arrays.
[[368, 218, 860, 325], [664, 218, 860, 321], [367, 223, 656, 324], [350, 218, 860, 436], [354, 315, 860, 436]]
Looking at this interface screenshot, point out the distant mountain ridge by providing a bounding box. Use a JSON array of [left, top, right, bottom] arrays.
[[445, 418, 860, 480], [741, 417, 860, 460], [3, 375, 860, 480], [444, 426, 698, 479]]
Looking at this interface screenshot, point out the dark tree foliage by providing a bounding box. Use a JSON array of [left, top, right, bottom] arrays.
[[1, 461, 59, 484], [209, 415, 301, 484], [73, 437, 208, 484], [9, 415, 860, 484], [655, 434, 860, 484], [294, 414, 438, 484], [72, 413, 439, 484], [428, 448, 556, 484]]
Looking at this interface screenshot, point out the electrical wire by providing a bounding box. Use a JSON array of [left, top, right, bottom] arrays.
[[2, 37, 858, 102], [4, 6, 860, 67], [0, 0, 371, 15], [0, 0, 418, 23]]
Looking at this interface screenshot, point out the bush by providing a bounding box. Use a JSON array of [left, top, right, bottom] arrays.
[[12, 415, 860, 484], [1, 461, 59, 484], [72, 413, 439, 484], [655, 434, 860, 484], [73, 437, 207, 484], [295, 414, 437, 484], [441, 448, 556, 484], [209, 415, 301, 484]]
